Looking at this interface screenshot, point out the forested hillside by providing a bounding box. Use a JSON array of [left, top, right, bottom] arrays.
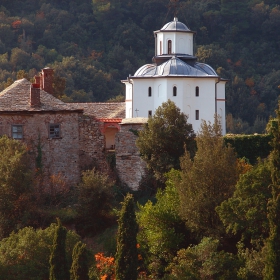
[[0, 0, 280, 132]]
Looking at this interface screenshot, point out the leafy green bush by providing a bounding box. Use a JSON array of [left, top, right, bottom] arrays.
[[224, 134, 272, 164], [0, 224, 81, 280], [75, 168, 115, 237]]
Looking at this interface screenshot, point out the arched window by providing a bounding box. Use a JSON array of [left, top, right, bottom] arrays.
[[148, 87, 152, 97], [168, 40, 172, 54], [195, 110, 199, 120], [195, 86, 199, 96], [173, 86, 177, 96]]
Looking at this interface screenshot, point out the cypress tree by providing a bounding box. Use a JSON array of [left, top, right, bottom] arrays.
[[70, 241, 89, 280], [115, 193, 138, 280], [49, 218, 70, 280]]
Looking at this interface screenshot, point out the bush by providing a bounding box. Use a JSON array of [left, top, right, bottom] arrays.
[[75, 168, 115, 237]]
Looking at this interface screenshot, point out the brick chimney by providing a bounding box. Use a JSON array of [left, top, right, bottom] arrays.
[[35, 75, 40, 85], [30, 83, 41, 107], [40, 67, 54, 95]]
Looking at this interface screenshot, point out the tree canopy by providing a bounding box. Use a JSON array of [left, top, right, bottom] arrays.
[[0, 0, 279, 132], [136, 100, 195, 183]]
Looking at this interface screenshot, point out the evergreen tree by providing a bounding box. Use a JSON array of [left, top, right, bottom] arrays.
[[263, 110, 280, 279], [177, 117, 239, 238], [264, 186, 280, 280], [70, 241, 89, 280], [49, 218, 70, 280], [115, 194, 138, 280]]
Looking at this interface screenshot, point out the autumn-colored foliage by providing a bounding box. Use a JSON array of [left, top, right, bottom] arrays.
[[237, 158, 253, 174], [11, 20, 21, 29], [95, 253, 115, 280]]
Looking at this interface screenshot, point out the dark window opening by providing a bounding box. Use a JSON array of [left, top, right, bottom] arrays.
[[168, 40, 172, 54], [49, 124, 60, 138], [173, 86, 177, 96], [196, 86, 199, 96], [195, 110, 199, 120], [148, 87, 152, 97], [148, 110, 152, 117], [12, 125, 23, 139]]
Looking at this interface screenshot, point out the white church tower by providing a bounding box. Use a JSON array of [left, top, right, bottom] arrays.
[[122, 17, 227, 134]]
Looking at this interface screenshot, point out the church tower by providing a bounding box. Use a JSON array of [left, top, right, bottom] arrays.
[[122, 17, 227, 134]]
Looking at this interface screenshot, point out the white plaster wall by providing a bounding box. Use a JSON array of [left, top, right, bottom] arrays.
[[157, 33, 164, 55], [132, 77, 220, 133], [124, 82, 133, 118], [132, 79, 155, 117], [157, 32, 194, 55], [216, 81, 226, 134]]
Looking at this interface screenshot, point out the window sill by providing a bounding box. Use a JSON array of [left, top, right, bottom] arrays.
[[48, 137, 62, 140]]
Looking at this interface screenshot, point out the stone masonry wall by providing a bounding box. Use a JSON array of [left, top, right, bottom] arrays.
[[0, 112, 80, 186], [115, 121, 147, 190], [78, 115, 108, 172]]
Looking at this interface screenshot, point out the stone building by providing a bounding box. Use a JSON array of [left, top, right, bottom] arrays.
[[0, 68, 125, 186]]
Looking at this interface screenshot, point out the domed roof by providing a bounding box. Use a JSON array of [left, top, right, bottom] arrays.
[[134, 64, 156, 76], [161, 17, 190, 31], [133, 57, 218, 77], [194, 62, 217, 75], [156, 57, 207, 76]]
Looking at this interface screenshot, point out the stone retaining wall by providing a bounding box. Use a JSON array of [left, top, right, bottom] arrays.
[[115, 118, 147, 190]]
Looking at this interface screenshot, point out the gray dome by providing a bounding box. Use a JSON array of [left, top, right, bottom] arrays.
[[194, 62, 217, 75], [134, 57, 218, 77], [156, 57, 214, 76], [161, 17, 190, 31], [134, 64, 156, 76]]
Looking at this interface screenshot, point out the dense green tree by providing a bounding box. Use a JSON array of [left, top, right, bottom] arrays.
[[136, 100, 195, 183], [217, 160, 272, 244], [168, 237, 240, 280], [70, 241, 89, 280], [137, 169, 190, 278], [75, 168, 115, 237], [263, 108, 280, 279], [176, 118, 239, 238], [263, 185, 280, 280], [115, 193, 138, 280], [0, 136, 33, 238], [49, 218, 70, 280], [0, 224, 80, 280]]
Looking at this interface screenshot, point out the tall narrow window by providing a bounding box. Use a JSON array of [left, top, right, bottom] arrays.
[[148, 110, 152, 117], [195, 86, 199, 96], [173, 86, 177, 96], [195, 110, 199, 120], [148, 87, 152, 97], [12, 125, 23, 139], [168, 40, 172, 54], [160, 41, 162, 55], [49, 124, 61, 138]]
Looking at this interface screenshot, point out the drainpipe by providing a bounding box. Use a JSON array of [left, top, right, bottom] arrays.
[[128, 75, 133, 118]]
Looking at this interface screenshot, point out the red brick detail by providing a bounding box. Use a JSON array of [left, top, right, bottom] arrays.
[[35, 76, 40, 85], [41, 68, 54, 95], [30, 84, 41, 107]]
